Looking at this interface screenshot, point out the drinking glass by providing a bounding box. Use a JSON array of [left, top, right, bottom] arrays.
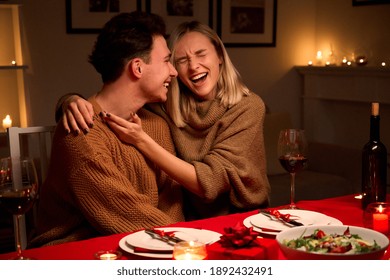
[[0, 157, 39, 260], [277, 129, 308, 209]]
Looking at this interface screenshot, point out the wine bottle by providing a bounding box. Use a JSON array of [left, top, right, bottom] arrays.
[[361, 102, 387, 209]]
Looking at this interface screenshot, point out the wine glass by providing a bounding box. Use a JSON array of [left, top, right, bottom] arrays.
[[277, 129, 308, 209], [0, 157, 39, 260]]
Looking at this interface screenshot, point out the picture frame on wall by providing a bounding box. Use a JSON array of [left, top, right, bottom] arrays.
[[217, 0, 277, 47], [353, 0, 390, 6], [66, 0, 141, 34], [145, 0, 213, 37]]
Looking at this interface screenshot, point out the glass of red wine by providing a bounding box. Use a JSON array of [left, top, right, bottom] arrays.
[[0, 157, 39, 259], [277, 129, 308, 209]]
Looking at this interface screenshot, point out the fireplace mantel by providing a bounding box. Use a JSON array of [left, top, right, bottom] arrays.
[[296, 66, 390, 104], [295, 66, 390, 150]]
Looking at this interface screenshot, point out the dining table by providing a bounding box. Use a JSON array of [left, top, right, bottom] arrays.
[[0, 194, 389, 260]]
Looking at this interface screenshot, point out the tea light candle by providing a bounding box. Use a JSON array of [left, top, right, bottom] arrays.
[[381, 62, 386, 67], [307, 60, 313, 66], [173, 241, 207, 260], [356, 56, 367, 66], [11, 60, 17, 66], [2, 115, 12, 130], [373, 205, 389, 234], [364, 202, 390, 235], [94, 250, 121, 260]]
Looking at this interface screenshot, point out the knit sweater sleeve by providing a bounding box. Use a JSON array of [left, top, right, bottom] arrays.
[[38, 118, 183, 239], [193, 94, 270, 209], [75, 126, 182, 234]]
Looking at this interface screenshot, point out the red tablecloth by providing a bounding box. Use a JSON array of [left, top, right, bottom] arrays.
[[0, 194, 389, 260]]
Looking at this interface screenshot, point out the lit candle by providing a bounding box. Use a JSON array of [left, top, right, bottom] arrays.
[[11, 60, 17, 66], [381, 62, 386, 67], [373, 205, 389, 234], [316, 51, 323, 65], [325, 61, 330, 66], [173, 241, 207, 260], [307, 60, 313, 66], [2, 115, 12, 130], [94, 250, 121, 260], [99, 253, 118, 260]]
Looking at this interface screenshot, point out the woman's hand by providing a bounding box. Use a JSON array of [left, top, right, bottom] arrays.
[[103, 112, 146, 146], [62, 95, 94, 134]]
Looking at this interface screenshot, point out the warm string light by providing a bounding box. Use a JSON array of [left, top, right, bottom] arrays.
[[308, 48, 386, 67]]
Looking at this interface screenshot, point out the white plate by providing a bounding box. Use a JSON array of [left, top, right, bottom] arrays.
[[244, 210, 343, 236], [119, 227, 221, 259], [125, 228, 198, 251]]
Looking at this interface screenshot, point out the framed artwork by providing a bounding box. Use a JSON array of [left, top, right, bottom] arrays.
[[217, 0, 277, 47], [66, 0, 142, 34], [353, 0, 390, 5], [145, 0, 213, 37]]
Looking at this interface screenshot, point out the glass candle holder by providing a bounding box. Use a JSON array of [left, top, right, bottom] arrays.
[[94, 250, 122, 260], [363, 202, 390, 235], [173, 241, 207, 260]]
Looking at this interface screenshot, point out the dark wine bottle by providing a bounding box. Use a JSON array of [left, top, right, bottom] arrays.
[[361, 102, 387, 209]]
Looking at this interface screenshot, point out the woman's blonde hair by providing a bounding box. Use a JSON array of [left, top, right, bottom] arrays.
[[165, 21, 250, 127]]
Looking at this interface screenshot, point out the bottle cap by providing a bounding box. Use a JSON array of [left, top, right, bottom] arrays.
[[372, 102, 379, 116]]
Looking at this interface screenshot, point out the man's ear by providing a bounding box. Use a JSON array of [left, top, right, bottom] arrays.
[[129, 58, 143, 77]]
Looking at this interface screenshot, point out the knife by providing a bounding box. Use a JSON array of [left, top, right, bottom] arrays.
[[144, 229, 185, 245], [132, 246, 173, 254], [260, 211, 304, 227]]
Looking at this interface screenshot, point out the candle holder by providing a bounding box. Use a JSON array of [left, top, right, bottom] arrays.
[[94, 250, 122, 260], [363, 202, 390, 236], [173, 241, 207, 260]]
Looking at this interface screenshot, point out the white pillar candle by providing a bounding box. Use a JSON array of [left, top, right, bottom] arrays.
[[2, 115, 12, 130]]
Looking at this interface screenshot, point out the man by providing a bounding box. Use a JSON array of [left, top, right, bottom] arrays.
[[31, 12, 183, 247]]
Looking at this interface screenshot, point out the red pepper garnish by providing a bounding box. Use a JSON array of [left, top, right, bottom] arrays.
[[315, 229, 326, 239]]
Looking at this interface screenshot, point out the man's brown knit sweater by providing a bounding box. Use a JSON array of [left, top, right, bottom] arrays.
[[31, 97, 184, 247]]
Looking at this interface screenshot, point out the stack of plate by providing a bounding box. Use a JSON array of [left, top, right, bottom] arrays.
[[243, 210, 343, 237], [119, 227, 221, 258]]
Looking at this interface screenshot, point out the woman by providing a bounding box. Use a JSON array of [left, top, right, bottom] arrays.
[[58, 21, 270, 219]]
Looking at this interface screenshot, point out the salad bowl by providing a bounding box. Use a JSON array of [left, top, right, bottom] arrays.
[[276, 225, 389, 260]]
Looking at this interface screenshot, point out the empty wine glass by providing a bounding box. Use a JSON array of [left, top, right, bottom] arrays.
[[0, 157, 39, 260], [277, 129, 308, 209]]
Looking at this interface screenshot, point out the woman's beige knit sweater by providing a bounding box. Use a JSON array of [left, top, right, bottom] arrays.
[[31, 97, 184, 247], [154, 93, 270, 219]]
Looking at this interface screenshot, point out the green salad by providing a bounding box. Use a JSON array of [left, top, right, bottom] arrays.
[[283, 227, 381, 254]]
